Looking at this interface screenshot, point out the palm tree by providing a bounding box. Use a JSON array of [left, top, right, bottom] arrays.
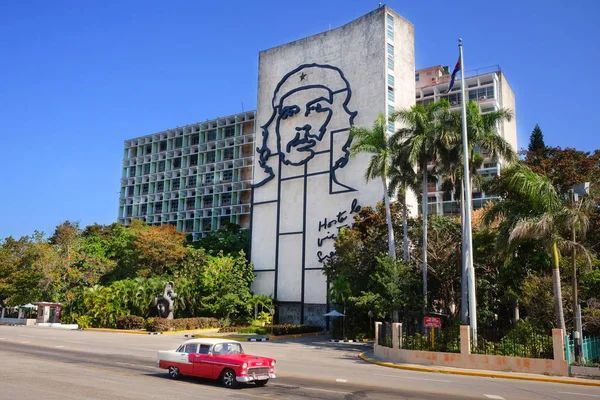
[[391, 100, 452, 315], [329, 275, 351, 338], [388, 155, 418, 263], [483, 164, 593, 332], [350, 113, 396, 257]]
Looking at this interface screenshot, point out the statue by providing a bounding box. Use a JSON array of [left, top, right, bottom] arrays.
[[152, 281, 177, 319]]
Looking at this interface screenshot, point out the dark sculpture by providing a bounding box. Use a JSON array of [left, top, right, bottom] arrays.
[[152, 281, 177, 319]]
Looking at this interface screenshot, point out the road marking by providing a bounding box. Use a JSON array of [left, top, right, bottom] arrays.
[[65, 340, 85, 344], [115, 362, 156, 370], [18, 335, 35, 338], [558, 392, 600, 398], [375, 373, 451, 383], [335, 378, 348, 383], [20, 341, 30, 344], [54, 345, 65, 348], [303, 387, 351, 395], [484, 396, 505, 400]]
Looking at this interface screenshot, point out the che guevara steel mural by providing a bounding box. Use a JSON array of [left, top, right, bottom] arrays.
[[251, 63, 362, 322]]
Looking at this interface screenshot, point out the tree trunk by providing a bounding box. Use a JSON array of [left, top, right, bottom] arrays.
[[382, 177, 396, 258], [552, 242, 566, 333], [460, 182, 468, 323], [402, 185, 409, 263], [513, 299, 520, 327], [421, 162, 428, 325]]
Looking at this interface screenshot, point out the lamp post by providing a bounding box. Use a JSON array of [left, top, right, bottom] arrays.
[[270, 308, 275, 336], [570, 182, 590, 363]]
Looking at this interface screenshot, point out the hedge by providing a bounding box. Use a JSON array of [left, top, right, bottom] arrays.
[[146, 317, 221, 332], [116, 316, 144, 330], [263, 324, 323, 336], [218, 325, 249, 333]]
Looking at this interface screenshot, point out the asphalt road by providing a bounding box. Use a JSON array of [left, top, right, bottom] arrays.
[[0, 326, 599, 400]]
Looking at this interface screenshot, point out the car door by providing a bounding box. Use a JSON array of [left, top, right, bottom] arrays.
[[190, 344, 213, 378], [178, 343, 197, 374]]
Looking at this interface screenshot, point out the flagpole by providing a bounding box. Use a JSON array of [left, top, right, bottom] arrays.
[[458, 38, 477, 345]]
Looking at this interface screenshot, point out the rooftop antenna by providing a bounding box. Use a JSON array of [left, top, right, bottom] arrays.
[[378, 2, 382, 8], [241, 101, 244, 112]]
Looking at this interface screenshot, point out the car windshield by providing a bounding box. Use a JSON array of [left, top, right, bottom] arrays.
[[211, 342, 244, 355]]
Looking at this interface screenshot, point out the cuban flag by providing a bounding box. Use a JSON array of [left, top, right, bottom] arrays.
[[446, 57, 461, 94]]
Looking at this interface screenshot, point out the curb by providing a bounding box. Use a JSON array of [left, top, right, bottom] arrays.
[[83, 328, 155, 335], [330, 339, 363, 343], [358, 352, 600, 387], [190, 331, 329, 341]]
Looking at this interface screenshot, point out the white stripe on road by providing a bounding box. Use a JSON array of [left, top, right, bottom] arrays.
[[375, 373, 451, 383], [335, 378, 348, 383], [115, 362, 156, 370], [54, 345, 65, 348], [558, 392, 600, 398], [484, 396, 505, 400], [20, 341, 30, 344]]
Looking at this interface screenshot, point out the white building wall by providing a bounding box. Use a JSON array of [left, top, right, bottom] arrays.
[[250, 6, 415, 324]]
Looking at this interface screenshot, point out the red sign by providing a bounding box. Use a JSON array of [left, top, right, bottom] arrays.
[[424, 317, 441, 328]]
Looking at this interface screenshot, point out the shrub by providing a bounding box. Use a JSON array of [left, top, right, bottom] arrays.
[[237, 327, 268, 335], [265, 324, 323, 336], [76, 315, 94, 329], [116, 316, 144, 330], [218, 325, 249, 333], [146, 317, 221, 332], [144, 317, 155, 331]]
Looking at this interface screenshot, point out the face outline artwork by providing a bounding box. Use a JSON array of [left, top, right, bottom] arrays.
[[253, 63, 358, 193]]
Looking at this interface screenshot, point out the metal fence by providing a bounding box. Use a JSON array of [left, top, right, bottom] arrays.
[[401, 324, 461, 353], [566, 335, 600, 364], [471, 327, 553, 359], [378, 322, 393, 348]]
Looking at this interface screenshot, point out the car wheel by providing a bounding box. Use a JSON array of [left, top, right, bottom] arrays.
[[168, 366, 181, 379], [254, 379, 268, 387], [220, 368, 238, 388]]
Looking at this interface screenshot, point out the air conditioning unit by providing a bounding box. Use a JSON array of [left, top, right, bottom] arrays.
[[451, 101, 457, 105], [480, 96, 487, 100]]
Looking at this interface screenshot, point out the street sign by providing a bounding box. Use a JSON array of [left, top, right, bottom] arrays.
[[424, 317, 441, 328]]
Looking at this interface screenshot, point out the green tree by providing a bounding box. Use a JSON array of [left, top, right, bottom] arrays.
[[349, 113, 396, 257], [392, 100, 452, 315], [388, 154, 418, 263], [192, 223, 249, 257], [528, 124, 546, 152]]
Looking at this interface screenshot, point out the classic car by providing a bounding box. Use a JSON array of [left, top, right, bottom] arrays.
[[157, 338, 276, 388]]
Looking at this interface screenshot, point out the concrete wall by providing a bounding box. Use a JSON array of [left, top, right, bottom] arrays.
[[374, 323, 569, 376], [498, 72, 518, 152], [250, 6, 415, 323]]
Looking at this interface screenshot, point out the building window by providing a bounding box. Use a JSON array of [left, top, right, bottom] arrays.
[[129, 166, 136, 177], [203, 196, 212, 208], [387, 14, 394, 40], [186, 198, 195, 210], [191, 134, 200, 145], [159, 141, 167, 151], [388, 74, 394, 88], [205, 174, 214, 184], [185, 219, 194, 232], [143, 164, 150, 175], [126, 205, 133, 216], [223, 148, 234, 160], [127, 185, 134, 197], [189, 154, 198, 166], [387, 105, 395, 133], [202, 219, 212, 231], [387, 44, 394, 70], [172, 179, 180, 190], [469, 86, 495, 101], [142, 183, 149, 195], [156, 181, 164, 192], [170, 200, 178, 212], [222, 169, 233, 182], [206, 151, 216, 163], [188, 175, 196, 187], [222, 192, 232, 205], [140, 204, 147, 215], [158, 161, 165, 172], [173, 158, 181, 169], [415, 73, 420, 82], [145, 144, 152, 155], [174, 137, 183, 148], [224, 126, 235, 138], [207, 130, 216, 141], [388, 88, 395, 102]]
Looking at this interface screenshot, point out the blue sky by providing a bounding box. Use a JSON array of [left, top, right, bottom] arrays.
[[1, 0, 598, 239]]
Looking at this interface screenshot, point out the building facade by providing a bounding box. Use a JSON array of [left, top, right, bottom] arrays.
[[415, 65, 517, 215], [249, 6, 416, 325], [118, 112, 256, 240]]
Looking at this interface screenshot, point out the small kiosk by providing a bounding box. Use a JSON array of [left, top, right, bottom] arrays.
[[33, 302, 62, 324]]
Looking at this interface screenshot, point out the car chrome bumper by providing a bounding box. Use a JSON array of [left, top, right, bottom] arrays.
[[236, 373, 276, 382]]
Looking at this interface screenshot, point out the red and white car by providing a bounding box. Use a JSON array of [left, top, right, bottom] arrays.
[[157, 338, 276, 388]]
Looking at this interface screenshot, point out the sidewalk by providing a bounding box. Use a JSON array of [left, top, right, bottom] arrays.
[[359, 350, 600, 387]]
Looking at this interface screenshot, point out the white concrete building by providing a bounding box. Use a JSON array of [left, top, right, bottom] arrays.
[[118, 112, 256, 240], [250, 6, 416, 325], [415, 65, 517, 215]]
